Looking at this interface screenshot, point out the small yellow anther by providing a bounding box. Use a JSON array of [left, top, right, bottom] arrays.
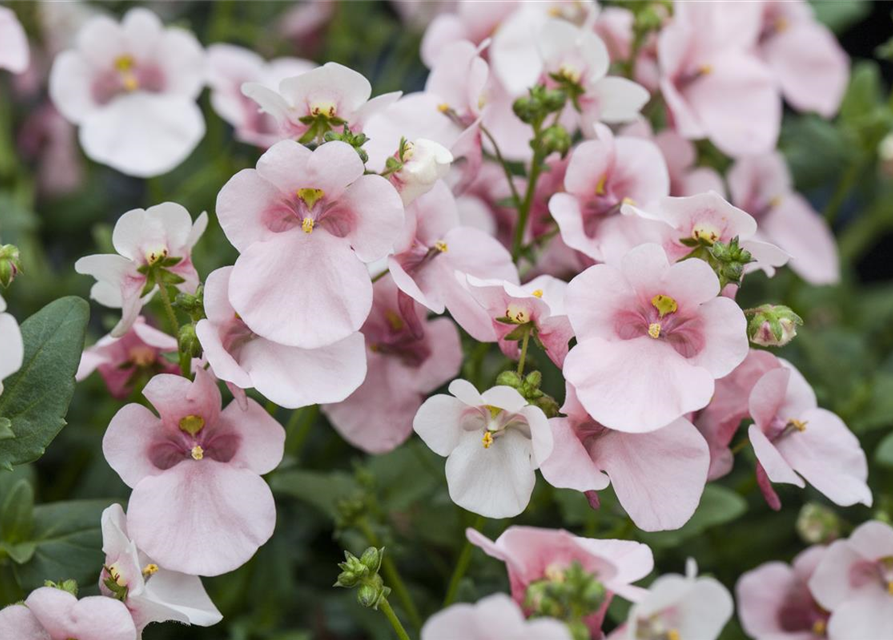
[[506, 303, 530, 324], [769, 195, 784, 209], [692, 223, 720, 244], [698, 64, 713, 76], [437, 103, 450, 113], [385, 309, 405, 332], [179, 415, 205, 436], [115, 55, 135, 72], [145, 247, 168, 266], [888, 581, 893, 596], [651, 294, 678, 318], [130, 346, 155, 367], [648, 323, 661, 339], [788, 418, 808, 432], [813, 619, 827, 636], [667, 630, 681, 640], [191, 445, 204, 461], [142, 563, 159, 579], [595, 174, 608, 196], [482, 431, 494, 448], [477, 94, 487, 110], [297, 187, 325, 210], [302, 217, 315, 234], [532, 289, 544, 298], [122, 74, 139, 92], [775, 17, 789, 32], [434, 240, 448, 253], [622, 196, 636, 206]]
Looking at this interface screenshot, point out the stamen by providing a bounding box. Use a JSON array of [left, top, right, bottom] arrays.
[[769, 195, 784, 209], [595, 174, 607, 196], [145, 247, 168, 266], [129, 346, 155, 367], [115, 55, 135, 72], [692, 223, 720, 244], [667, 630, 681, 640], [434, 240, 448, 253], [698, 64, 713, 75], [191, 445, 204, 460], [787, 418, 808, 432], [385, 309, 405, 332], [648, 323, 661, 339], [437, 103, 450, 113], [297, 188, 325, 210], [482, 431, 494, 448], [122, 74, 139, 92], [506, 303, 530, 324], [142, 563, 159, 579], [302, 217, 315, 234], [622, 196, 636, 206], [775, 17, 789, 32], [179, 415, 205, 436], [812, 619, 826, 636], [532, 289, 544, 298], [651, 294, 678, 318], [887, 581, 893, 596]]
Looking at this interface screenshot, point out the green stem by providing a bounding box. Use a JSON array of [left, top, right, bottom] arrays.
[[372, 268, 390, 284], [731, 438, 749, 455], [516, 327, 531, 376], [358, 519, 422, 631], [379, 598, 412, 640], [156, 284, 180, 337], [444, 514, 486, 607], [823, 161, 860, 224], [512, 124, 546, 263], [480, 123, 522, 209]]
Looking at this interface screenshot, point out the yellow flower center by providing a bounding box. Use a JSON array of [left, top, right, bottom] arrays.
[[595, 174, 607, 196], [302, 217, 315, 234], [692, 223, 721, 244], [297, 187, 325, 210], [145, 246, 168, 266], [309, 101, 337, 118], [651, 294, 678, 318], [648, 323, 661, 339], [557, 63, 582, 84], [179, 415, 205, 436], [812, 619, 826, 636], [667, 630, 681, 640], [437, 103, 450, 113], [532, 289, 544, 298], [115, 55, 138, 92], [485, 405, 502, 419], [129, 346, 156, 367], [506, 303, 530, 324], [142, 563, 159, 579], [698, 64, 713, 75], [434, 240, 448, 253], [482, 431, 494, 448], [191, 445, 204, 460]]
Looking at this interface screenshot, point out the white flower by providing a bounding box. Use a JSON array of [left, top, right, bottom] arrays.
[[393, 139, 453, 206], [0, 294, 23, 396], [0, 6, 29, 74]]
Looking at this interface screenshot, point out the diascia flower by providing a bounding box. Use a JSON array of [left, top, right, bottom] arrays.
[[216, 139, 404, 349], [322, 276, 462, 454], [196, 266, 366, 409], [413, 379, 553, 518], [102, 367, 285, 576], [0, 6, 29, 74], [0, 586, 137, 640], [99, 504, 222, 632], [0, 293, 23, 396], [563, 243, 748, 432], [48, 8, 206, 177], [75, 202, 207, 337], [422, 593, 572, 640]]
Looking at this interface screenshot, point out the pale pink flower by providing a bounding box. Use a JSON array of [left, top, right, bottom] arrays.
[[612, 560, 733, 640], [468, 526, 653, 635], [542, 383, 709, 532], [323, 276, 461, 454], [737, 546, 829, 640], [413, 380, 553, 518], [388, 181, 518, 341], [49, 8, 206, 177], [657, 2, 780, 157], [74, 202, 207, 337], [389, 138, 453, 206], [102, 368, 285, 576], [76, 316, 179, 399], [420, 1, 517, 67], [653, 129, 724, 197], [17, 104, 84, 197], [0, 6, 29, 74], [465, 274, 573, 368], [549, 123, 669, 262], [207, 44, 314, 148], [728, 152, 840, 285], [0, 587, 137, 640], [0, 293, 23, 397], [564, 243, 748, 432], [242, 62, 400, 144], [278, 0, 335, 56], [756, 0, 848, 118], [422, 593, 572, 640], [809, 521, 893, 639], [99, 504, 222, 632], [747, 359, 871, 509], [215, 140, 404, 349]]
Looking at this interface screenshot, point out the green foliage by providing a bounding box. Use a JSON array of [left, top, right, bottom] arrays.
[[640, 486, 747, 549]]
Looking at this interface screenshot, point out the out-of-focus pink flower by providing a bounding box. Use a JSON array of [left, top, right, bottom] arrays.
[[747, 359, 871, 509], [0, 293, 23, 397], [809, 521, 893, 639], [207, 44, 314, 148], [242, 62, 400, 145], [99, 504, 222, 632], [75, 203, 207, 337], [466, 274, 573, 368], [549, 123, 669, 262], [657, 2, 780, 157], [391, 0, 457, 30], [420, 1, 517, 67], [422, 593, 572, 640], [542, 383, 709, 531], [653, 129, 724, 197], [564, 243, 748, 432], [196, 267, 367, 409], [0, 587, 137, 640], [612, 560, 733, 640], [389, 138, 453, 206], [756, 0, 848, 118], [388, 181, 517, 341], [215, 140, 403, 349], [728, 152, 840, 286], [49, 8, 206, 177], [468, 526, 653, 635], [414, 380, 553, 518], [323, 276, 461, 454], [77, 316, 178, 399], [0, 6, 29, 74], [102, 368, 285, 576], [17, 104, 84, 197], [737, 546, 829, 640], [278, 0, 335, 56]]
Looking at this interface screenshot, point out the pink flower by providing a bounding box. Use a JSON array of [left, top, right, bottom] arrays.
[[0, 587, 137, 640], [388, 181, 518, 341], [102, 368, 285, 576], [242, 62, 400, 145], [657, 2, 781, 157], [99, 504, 222, 631], [413, 380, 553, 518], [215, 140, 404, 349], [747, 359, 871, 509], [468, 526, 653, 635], [756, 0, 848, 118], [207, 44, 314, 148], [17, 104, 84, 197], [737, 546, 829, 640], [728, 152, 840, 285], [0, 6, 29, 74], [549, 123, 669, 262], [322, 276, 462, 454], [652, 129, 724, 197], [0, 293, 23, 396], [49, 8, 206, 177], [809, 521, 893, 639], [76, 316, 179, 399], [541, 383, 709, 532], [420, 1, 518, 67], [465, 274, 573, 368], [564, 243, 748, 432], [74, 202, 207, 337], [422, 593, 572, 640], [612, 560, 733, 640], [196, 267, 367, 409]]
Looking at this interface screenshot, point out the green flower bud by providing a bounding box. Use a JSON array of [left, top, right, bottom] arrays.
[[496, 370, 523, 389], [525, 370, 542, 390], [746, 304, 803, 347], [0, 244, 23, 288], [797, 503, 841, 545], [360, 546, 384, 574], [541, 124, 571, 157], [356, 579, 391, 609], [334, 551, 369, 588], [44, 579, 78, 596], [708, 236, 754, 288], [513, 96, 538, 124], [174, 287, 205, 322], [178, 324, 202, 359]]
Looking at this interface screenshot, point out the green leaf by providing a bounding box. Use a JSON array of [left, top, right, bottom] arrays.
[[875, 431, 893, 468], [639, 485, 747, 548], [0, 297, 89, 470], [270, 470, 359, 519], [812, 0, 871, 34], [1, 479, 33, 544], [12, 499, 111, 591]]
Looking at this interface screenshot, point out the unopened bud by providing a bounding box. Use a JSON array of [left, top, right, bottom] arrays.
[[0, 244, 22, 287], [44, 579, 78, 596], [796, 503, 841, 545], [496, 370, 523, 389], [541, 124, 571, 158], [178, 324, 202, 359], [356, 579, 390, 609], [391, 139, 452, 206], [360, 546, 384, 574], [747, 304, 802, 347], [174, 287, 204, 322]]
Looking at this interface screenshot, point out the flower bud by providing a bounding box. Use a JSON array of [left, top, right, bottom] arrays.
[[708, 236, 754, 289], [360, 546, 384, 574], [541, 124, 571, 158], [747, 304, 803, 347], [796, 502, 841, 545], [391, 139, 452, 206], [178, 324, 202, 359], [356, 579, 390, 609], [334, 550, 369, 588], [0, 244, 23, 288], [496, 370, 523, 389], [44, 579, 78, 596]]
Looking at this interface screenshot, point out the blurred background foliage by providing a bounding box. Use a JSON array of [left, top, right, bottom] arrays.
[[0, 1, 892, 639]]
